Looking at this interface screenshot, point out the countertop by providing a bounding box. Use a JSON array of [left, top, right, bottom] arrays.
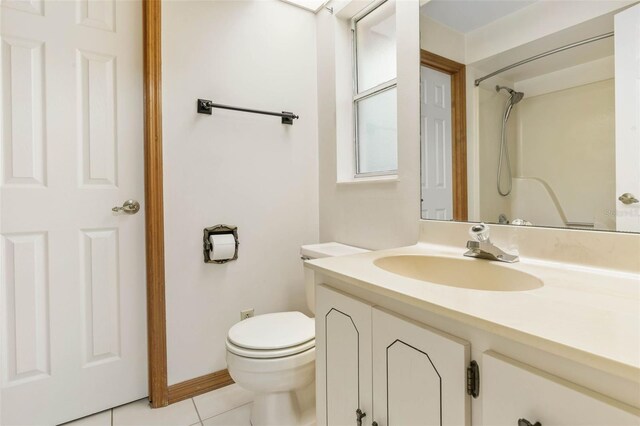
[[306, 242, 640, 380]]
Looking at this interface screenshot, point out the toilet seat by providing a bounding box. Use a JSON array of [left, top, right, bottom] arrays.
[[226, 338, 315, 359], [226, 311, 315, 359]]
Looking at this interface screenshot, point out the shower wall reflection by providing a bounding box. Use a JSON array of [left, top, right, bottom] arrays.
[[419, 0, 636, 232], [476, 78, 616, 229]]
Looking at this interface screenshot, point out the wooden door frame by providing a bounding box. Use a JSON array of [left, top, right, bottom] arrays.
[[420, 50, 468, 221], [143, 0, 168, 408], [143, 0, 233, 408]]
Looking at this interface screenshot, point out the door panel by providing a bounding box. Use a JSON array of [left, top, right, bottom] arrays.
[[2, 232, 49, 383], [316, 285, 372, 426], [372, 307, 469, 426], [326, 309, 360, 425], [421, 66, 453, 220], [1, 1, 146, 424], [387, 340, 441, 425], [78, 49, 118, 187], [80, 228, 121, 365], [614, 3, 640, 232]]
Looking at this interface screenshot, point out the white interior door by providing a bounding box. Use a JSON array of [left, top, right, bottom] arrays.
[[615, 3, 640, 232], [1, 1, 147, 424], [421, 66, 453, 220]]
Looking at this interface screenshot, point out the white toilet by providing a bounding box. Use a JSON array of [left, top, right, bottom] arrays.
[[225, 242, 368, 426]]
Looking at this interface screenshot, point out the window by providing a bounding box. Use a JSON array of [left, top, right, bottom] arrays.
[[353, 0, 397, 176]]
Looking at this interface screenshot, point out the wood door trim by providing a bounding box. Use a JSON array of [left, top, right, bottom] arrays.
[[167, 369, 235, 404], [144, 0, 168, 408], [420, 50, 468, 221]]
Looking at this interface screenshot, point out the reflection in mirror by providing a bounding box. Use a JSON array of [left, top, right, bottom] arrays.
[[419, 0, 640, 233]]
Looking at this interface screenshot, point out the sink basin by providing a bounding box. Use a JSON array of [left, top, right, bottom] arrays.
[[374, 255, 543, 291]]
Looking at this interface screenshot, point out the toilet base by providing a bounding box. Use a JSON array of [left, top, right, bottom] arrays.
[[226, 338, 316, 426], [250, 381, 315, 426]]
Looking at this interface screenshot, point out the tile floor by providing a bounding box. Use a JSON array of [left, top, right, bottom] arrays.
[[62, 384, 254, 426]]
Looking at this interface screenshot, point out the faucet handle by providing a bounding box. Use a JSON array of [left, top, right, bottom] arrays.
[[469, 223, 491, 242], [466, 240, 480, 250]]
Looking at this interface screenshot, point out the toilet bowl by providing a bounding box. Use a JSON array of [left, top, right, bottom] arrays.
[[226, 311, 315, 426], [225, 243, 369, 426]]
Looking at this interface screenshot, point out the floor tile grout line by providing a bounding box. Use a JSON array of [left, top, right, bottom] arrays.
[[199, 401, 253, 423], [192, 398, 203, 423]]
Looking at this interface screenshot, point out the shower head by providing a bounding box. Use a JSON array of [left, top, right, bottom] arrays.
[[511, 91, 524, 105], [496, 85, 524, 105]]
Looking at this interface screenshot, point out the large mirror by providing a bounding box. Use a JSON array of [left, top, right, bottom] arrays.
[[419, 0, 640, 233]]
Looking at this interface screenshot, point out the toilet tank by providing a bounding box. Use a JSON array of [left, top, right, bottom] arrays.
[[300, 242, 369, 315]]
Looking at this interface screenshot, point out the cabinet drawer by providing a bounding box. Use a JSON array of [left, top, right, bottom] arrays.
[[482, 351, 640, 426]]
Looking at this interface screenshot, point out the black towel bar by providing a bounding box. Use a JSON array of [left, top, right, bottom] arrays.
[[197, 98, 299, 125]]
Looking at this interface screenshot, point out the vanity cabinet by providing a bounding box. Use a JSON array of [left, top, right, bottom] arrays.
[[316, 285, 471, 426], [482, 351, 640, 426], [315, 283, 640, 426]]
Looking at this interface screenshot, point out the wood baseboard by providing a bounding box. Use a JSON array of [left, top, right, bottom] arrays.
[[167, 369, 235, 404]]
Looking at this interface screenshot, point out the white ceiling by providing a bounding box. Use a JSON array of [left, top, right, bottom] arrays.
[[420, 0, 538, 33], [278, 0, 328, 13]]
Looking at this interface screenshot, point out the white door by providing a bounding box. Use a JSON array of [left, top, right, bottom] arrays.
[[371, 308, 469, 426], [421, 66, 453, 220], [1, 1, 147, 424], [615, 3, 640, 232], [316, 285, 373, 426]]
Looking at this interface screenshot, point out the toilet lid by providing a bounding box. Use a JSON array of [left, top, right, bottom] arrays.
[[227, 311, 315, 350]]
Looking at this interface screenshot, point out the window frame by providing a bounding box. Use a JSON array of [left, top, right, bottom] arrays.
[[352, 0, 398, 178]]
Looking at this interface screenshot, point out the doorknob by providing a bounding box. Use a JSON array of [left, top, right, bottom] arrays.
[[618, 193, 639, 205], [112, 199, 140, 214]]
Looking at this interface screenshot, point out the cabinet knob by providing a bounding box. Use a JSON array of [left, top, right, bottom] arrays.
[[372, 422, 378, 426], [356, 409, 366, 426], [518, 418, 541, 426]]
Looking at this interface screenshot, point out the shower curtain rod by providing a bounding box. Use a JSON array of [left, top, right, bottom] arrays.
[[474, 31, 614, 87]]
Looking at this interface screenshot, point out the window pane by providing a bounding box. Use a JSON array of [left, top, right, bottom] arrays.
[[356, 0, 396, 92], [357, 87, 397, 174]]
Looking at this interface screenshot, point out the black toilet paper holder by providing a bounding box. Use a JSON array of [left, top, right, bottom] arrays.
[[203, 224, 239, 264]]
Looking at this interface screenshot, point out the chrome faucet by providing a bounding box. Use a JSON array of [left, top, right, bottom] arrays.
[[464, 223, 519, 263]]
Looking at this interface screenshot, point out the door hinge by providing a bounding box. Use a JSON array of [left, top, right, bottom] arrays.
[[467, 360, 480, 398]]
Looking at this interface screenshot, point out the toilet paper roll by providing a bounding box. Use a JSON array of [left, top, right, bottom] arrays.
[[209, 234, 236, 261]]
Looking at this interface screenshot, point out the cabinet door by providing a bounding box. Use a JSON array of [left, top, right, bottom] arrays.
[[483, 351, 640, 426], [372, 308, 470, 426], [316, 285, 373, 426]]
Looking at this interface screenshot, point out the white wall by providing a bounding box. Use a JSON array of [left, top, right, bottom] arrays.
[[162, 0, 319, 385], [419, 15, 465, 64], [317, 0, 421, 250]]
